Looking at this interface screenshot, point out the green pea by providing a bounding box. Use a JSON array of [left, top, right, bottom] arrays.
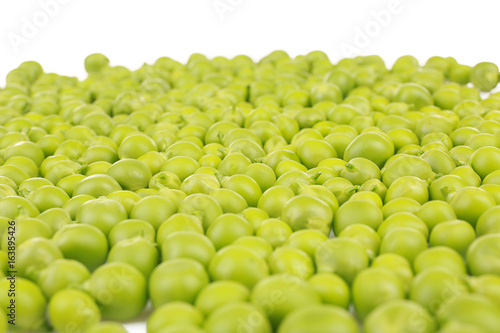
[[470, 62, 499, 92]]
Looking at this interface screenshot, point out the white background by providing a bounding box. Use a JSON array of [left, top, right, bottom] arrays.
[[1, 0, 500, 84], [1, 0, 500, 332]]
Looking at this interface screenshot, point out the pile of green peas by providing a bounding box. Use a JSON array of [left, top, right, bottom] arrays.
[[0, 51, 500, 333]]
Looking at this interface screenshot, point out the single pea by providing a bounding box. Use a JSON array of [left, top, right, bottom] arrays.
[[17, 237, 63, 279], [282, 194, 333, 236], [85, 262, 147, 321], [85, 53, 110, 73], [268, 247, 314, 280], [410, 267, 470, 315], [333, 199, 383, 235], [339, 224, 381, 259], [379, 228, 428, 263], [470, 62, 499, 92], [413, 246, 466, 275], [448, 187, 495, 227], [251, 274, 321, 329], [416, 200, 456, 231], [194, 281, 250, 316], [161, 231, 215, 267], [106, 219, 154, 245], [429, 219, 475, 257], [108, 237, 159, 278], [205, 302, 272, 333], [378, 212, 429, 239], [315, 237, 369, 285], [277, 304, 358, 333], [467, 234, 500, 276], [0, 277, 48, 331], [353, 267, 405, 320], [147, 302, 204, 333], [364, 299, 436, 333], [149, 258, 209, 308], [385, 176, 429, 204], [207, 213, 253, 250], [48, 289, 100, 333], [371, 253, 414, 292]]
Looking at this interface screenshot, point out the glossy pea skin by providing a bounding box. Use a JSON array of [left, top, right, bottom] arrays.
[[257, 185, 295, 218], [6, 53, 500, 333], [251, 274, 321, 329], [448, 187, 496, 227], [147, 302, 204, 333], [37, 259, 90, 299], [161, 231, 215, 267], [382, 155, 434, 187], [209, 245, 269, 289], [344, 132, 395, 168], [194, 280, 250, 316], [296, 139, 337, 169], [420, 149, 456, 176], [222, 174, 262, 207], [255, 218, 292, 248], [283, 229, 328, 258], [52, 224, 108, 272], [177, 193, 223, 230], [73, 174, 122, 197], [107, 159, 152, 191], [85, 262, 147, 321], [470, 62, 499, 92], [282, 194, 333, 236], [450, 166, 482, 187], [48, 289, 100, 333], [17, 237, 63, 279], [467, 234, 500, 276], [378, 212, 429, 239], [412, 267, 469, 316], [108, 219, 156, 247], [371, 253, 414, 292], [469, 275, 500, 308], [333, 199, 383, 236], [437, 294, 500, 333], [364, 299, 436, 333], [0, 277, 48, 331], [470, 146, 500, 179], [413, 246, 466, 275], [131, 195, 177, 230], [352, 267, 405, 320], [393, 83, 433, 110], [380, 227, 427, 263], [85, 53, 109, 73], [207, 213, 253, 250], [149, 258, 209, 308], [205, 302, 272, 333], [308, 272, 350, 309], [77, 197, 127, 236], [349, 191, 384, 209], [108, 237, 159, 278], [476, 205, 500, 236], [268, 246, 314, 280], [232, 235, 273, 259], [315, 237, 369, 285], [277, 304, 359, 333], [385, 176, 429, 204], [340, 157, 381, 186], [428, 175, 466, 201]]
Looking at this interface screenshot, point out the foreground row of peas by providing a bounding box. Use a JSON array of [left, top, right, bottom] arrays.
[[0, 51, 500, 333]]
